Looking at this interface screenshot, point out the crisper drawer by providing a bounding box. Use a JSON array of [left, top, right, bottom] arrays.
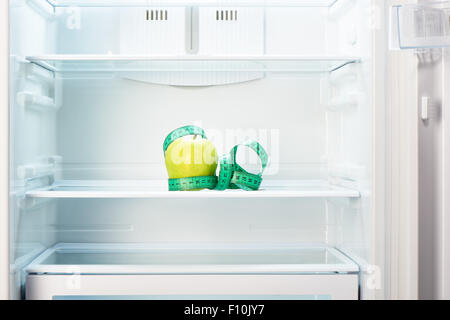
[[24, 243, 359, 300], [26, 274, 359, 300]]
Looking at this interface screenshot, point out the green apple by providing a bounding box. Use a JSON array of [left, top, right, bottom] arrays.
[[165, 135, 218, 179]]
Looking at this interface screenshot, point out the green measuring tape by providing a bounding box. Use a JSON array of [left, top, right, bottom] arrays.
[[168, 176, 218, 191], [163, 125, 207, 154], [215, 153, 234, 191], [164, 125, 269, 192], [228, 140, 269, 191]]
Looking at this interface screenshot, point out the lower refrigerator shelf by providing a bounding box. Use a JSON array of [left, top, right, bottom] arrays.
[[24, 243, 359, 275], [24, 243, 360, 300]]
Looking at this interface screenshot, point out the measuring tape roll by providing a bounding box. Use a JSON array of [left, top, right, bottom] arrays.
[[164, 125, 218, 191], [229, 140, 269, 191], [214, 140, 268, 191]]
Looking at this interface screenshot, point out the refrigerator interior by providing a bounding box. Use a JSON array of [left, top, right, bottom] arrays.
[[9, 0, 375, 299]]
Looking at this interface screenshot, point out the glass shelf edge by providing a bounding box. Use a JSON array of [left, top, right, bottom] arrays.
[[45, 0, 341, 8]]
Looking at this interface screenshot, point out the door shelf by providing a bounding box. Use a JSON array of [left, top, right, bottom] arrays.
[[25, 55, 360, 74], [391, 2, 450, 49], [25, 243, 359, 274], [44, 0, 341, 8], [25, 180, 361, 199]]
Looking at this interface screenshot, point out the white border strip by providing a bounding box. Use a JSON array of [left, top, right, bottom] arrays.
[[0, 0, 9, 300]]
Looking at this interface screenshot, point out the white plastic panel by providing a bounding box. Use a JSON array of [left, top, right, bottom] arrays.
[[391, 2, 450, 49], [197, 7, 264, 55], [118, 6, 266, 85], [119, 8, 186, 55], [24, 1, 357, 57]]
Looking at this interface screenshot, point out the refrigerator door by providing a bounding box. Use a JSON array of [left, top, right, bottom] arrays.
[[416, 42, 450, 300], [388, 0, 450, 299]]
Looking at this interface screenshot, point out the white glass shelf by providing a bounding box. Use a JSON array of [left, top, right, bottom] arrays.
[[25, 180, 360, 199], [25, 55, 360, 74], [25, 243, 359, 274], [44, 0, 340, 8], [391, 2, 450, 49]]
